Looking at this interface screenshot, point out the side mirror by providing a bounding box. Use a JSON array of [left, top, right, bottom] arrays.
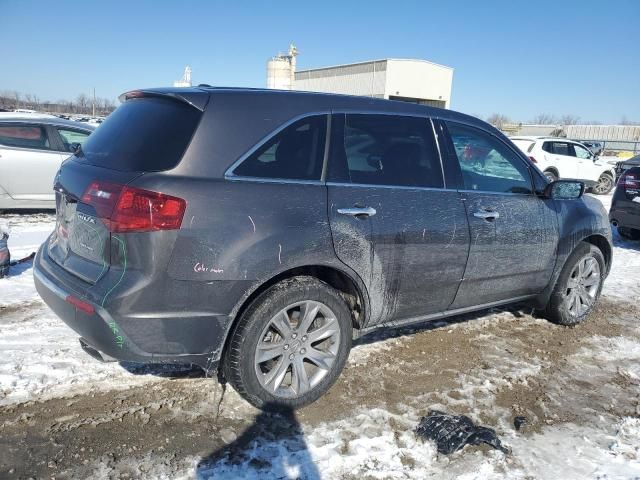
[[544, 180, 585, 199], [70, 142, 81, 154]]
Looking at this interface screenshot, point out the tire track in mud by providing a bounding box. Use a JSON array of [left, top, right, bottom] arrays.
[[1, 298, 638, 478]]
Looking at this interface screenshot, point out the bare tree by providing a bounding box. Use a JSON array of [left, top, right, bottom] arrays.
[[486, 113, 510, 129], [560, 114, 580, 125], [76, 93, 89, 114], [532, 113, 557, 125]]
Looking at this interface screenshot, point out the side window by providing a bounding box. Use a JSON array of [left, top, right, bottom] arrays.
[[552, 142, 572, 157], [233, 115, 327, 181], [342, 114, 443, 188], [542, 141, 553, 153], [57, 128, 91, 152], [445, 122, 532, 194], [573, 144, 592, 159], [0, 124, 51, 150]]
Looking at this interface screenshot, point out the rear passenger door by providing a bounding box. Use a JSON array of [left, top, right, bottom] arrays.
[[0, 123, 64, 201], [441, 121, 558, 309], [327, 113, 469, 325], [543, 141, 579, 179]]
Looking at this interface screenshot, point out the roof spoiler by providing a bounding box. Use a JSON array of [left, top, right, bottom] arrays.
[[118, 89, 209, 111]]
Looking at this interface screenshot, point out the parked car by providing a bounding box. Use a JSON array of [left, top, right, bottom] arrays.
[[610, 166, 640, 240], [575, 140, 604, 156], [0, 114, 95, 210], [34, 88, 612, 409], [510, 136, 616, 194], [615, 154, 640, 178]]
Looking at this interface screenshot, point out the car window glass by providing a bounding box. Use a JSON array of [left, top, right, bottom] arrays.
[[573, 144, 591, 159], [552, 142, 572, 156], [57, 128, 90, 152], [0, 124, 51, 150], [446, 122, 532, 194], [233, 115, 326, 181], [342, 114, 443, 188]]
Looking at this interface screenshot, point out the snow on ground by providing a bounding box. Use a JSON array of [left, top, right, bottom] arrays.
[[2, 192, 640, 479]]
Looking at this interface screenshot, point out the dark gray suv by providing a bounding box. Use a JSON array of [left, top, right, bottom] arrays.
[[34, 87, 612, 409]]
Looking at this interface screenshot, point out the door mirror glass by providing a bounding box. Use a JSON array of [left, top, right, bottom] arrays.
[[545, 180, 584, 199]]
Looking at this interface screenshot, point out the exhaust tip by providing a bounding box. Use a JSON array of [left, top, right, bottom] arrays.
[[79, 338, 116, 363], [611, 220, 619, 227]]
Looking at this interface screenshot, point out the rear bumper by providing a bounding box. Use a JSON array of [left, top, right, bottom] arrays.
[[610, 204, 640, 230], [33, 245, 227, 370]]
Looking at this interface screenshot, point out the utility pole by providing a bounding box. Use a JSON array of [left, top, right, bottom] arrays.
[[92, 88, 96, 117]]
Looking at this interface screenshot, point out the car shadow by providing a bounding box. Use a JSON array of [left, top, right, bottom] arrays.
[[119, 361, 206, 378], [195, 404, 321, 479]]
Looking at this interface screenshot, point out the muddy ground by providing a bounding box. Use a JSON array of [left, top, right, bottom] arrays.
[[1, 297, 639, 479]]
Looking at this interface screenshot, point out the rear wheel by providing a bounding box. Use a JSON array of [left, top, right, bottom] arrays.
[[544, 170, 558, 182], [618, 226, 640, 240], [545, 242, 605, 326], [223, 276, 352, 409], [593, 173, 614, 195]]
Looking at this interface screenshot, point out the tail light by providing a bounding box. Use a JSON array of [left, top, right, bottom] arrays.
[[82, 181, 186, 232], [617, 172, 640, 190], [529, 156, 537, 164]]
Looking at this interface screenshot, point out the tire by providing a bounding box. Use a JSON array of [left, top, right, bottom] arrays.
[[544, 170, 558, 182], [618, 226, 640, 240], [593, 173, 614, 195], [223, 276, 352, 409], [545, 242, 605, 326]]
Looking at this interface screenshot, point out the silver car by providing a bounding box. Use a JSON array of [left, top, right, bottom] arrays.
[[0, 113, 94, 210]]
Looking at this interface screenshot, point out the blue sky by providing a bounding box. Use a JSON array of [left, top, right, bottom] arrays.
[[1, 0, 638, 123]]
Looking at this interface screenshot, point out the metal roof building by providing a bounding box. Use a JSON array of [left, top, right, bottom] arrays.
[[293, 58, 454, 108]]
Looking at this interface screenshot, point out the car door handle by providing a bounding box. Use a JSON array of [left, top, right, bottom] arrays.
[[473, 210, 500, 220], [337, 207, 377, 218]]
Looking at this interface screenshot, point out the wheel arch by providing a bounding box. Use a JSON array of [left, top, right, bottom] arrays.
[[215, 263, 369, 375]]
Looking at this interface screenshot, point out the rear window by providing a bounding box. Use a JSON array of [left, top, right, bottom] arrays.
[[79, 97, 201, 172]]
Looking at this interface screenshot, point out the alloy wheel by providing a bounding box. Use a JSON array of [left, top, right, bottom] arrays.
[[565, 256, 601, 317], [594, 175, 612, 194], [254, 300, 341, 398]]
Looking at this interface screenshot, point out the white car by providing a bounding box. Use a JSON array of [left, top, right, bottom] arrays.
[[0, 113, 95, 210], [510, 136, 616, 195]]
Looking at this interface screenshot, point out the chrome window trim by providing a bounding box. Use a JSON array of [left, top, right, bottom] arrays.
[[224, 176, 324, 186], [326, 181, 456, 193], [224, 111, 331, 180], [429, 118, 447, 189], [457, 189, 536, 197]]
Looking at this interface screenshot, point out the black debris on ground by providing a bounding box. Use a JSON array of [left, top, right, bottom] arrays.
[[415, 410, 510, 455], [514, 416, 528, 432]]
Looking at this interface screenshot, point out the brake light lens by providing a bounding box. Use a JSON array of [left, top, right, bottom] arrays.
[[529, 156, 538, 164], [66, 295, 95, 314], [617, 172, 640, 190], [82, 181, 186, 232]]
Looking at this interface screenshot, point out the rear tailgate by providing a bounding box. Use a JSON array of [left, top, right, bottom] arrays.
[[46, 92, 204, 285], [48, 161, 141, 283]]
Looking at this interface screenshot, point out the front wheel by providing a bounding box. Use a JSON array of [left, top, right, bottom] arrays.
[[592, 173, 614, 195], [223, 276, 352, 409], [545, 242, 605, 326]]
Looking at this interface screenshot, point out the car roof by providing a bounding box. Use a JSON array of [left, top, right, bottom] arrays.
[[0, 113, 96, 131], [121, 86, 493, 131], [511, 136, 585, 145]]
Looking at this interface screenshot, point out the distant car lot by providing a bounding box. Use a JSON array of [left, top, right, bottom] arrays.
[[510, 136, 616, 194], [0, 113, 94, 210]]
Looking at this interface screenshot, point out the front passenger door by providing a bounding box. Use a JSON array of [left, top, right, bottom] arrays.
[[442, 122, 558, 309]]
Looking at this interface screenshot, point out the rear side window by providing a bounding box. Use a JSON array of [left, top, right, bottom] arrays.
[[0, 124, 51, 150], [341, 114, 443, 188], [57, 128, 91, 152], [233, 115, 327, 181], [79, 97, 201, 172]]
